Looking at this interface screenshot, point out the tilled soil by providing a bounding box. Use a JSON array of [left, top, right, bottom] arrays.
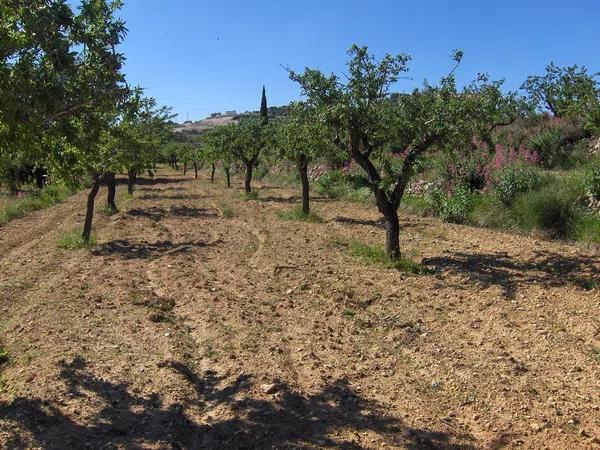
[[0, 168, 599, 449]]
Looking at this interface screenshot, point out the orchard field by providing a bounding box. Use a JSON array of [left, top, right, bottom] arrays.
[[0, 167, 599, 449], [3, 1, 600, 449]]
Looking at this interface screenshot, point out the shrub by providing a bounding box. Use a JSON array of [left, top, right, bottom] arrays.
[[0, 184, 70, 225], [429, 185, 478, 224], [315, 170, 347, 199], [526, 119, 587, 168], [491, 164, 542, 205], [510, 172, 586, 238], [315, 170, 372, 202], [584, 160, 600, 201]]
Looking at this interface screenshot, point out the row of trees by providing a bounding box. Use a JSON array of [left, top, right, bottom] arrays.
[[1, 0, 173, 241], [171, 49, 599, 260]]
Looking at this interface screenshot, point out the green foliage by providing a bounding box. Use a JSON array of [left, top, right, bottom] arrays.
[[242, 191, 259, 201], [521, 62, 600, 119], [527, 121, 586, 168], [0, 347, 8, 364], [429, 185, 478, 224], [58, 229, 96, 249], [572, 213, 600, 243], [314, 171, 372, 202], [584, 159, 600, 200], [220, 204, 234, 218], [491, 164, 542, 205], [0, 184, 70, 225], [348, 241, 432, 274], [276, 206, 323, 223]]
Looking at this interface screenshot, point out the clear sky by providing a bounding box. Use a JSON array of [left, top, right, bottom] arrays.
[[115, 0, 600, 122]]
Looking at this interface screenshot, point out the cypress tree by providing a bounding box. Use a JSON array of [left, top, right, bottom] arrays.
[[260, 85, 268, 124]]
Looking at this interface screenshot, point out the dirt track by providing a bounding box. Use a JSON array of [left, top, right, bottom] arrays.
[[1, 167, 599, 449]]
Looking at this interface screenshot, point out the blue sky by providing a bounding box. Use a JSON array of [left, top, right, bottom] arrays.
[[115, 0, 600, 122]]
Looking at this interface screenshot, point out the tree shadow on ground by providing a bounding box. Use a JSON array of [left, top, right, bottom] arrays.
[[127, 206, 218, 221], [332, 216, 385, 228], [0, 356, 477, 449], [259, 195, 331, 204], [138, 186, 188, 192], [138, 193, 206, 201], [424, 250, 600, 299], [91, 239, 216, 260], [115, 177, 187, 187]]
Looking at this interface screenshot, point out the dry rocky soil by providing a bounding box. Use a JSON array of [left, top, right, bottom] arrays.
[[0, 167, 599, 449]]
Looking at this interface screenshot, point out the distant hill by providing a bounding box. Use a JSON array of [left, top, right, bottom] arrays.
[[171, 105, 289, 135]]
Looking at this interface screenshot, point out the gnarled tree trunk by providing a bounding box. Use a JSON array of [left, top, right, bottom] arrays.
[[224, 166, 231, 188], [243, 159, 255, 193], [82, 174, 103, 243], [297, 155, 310, 215], [193, 161, 198, 179], [106, 172, 117, 211], [183, 161, 187, 175], [210, 163, 216, 183], [127, 169, 137, 195]]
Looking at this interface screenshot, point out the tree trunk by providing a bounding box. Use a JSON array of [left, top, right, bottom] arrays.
[[193, 161, 198, 179], [383, 208, 401, 260], [244, 160, 254, 193], [127, 169, 137, 195], [106, 172, 117, 211], [224, 166, 231, 188], [82, 175, 103, 243], [210, 163, 216, 183], [34, 167, 45, 189], [298, 156, 310, 215], [183, 161, 187, 176], [174, 161, 179, 171]]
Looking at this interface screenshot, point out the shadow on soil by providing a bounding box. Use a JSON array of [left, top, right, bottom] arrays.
[[127, 206, 218, 221], [424, 250, 600, 299], [115, 177, 187, 187], [0, 356, 477, 449], [138, 193, 206, 201], [91, 238, 216, 260]]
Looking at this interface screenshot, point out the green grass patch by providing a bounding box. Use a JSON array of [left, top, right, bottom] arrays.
[[592, 347, 600, 364], [276, 206, 323, 223], [0, 347, 8, 364], [0, 184, 71, 225], [343, 308, 356, 318], [99, 205, 119, 216], [220, 204, 234, 218], [346, 240, 432, 274], [242, 191, 259, 201], [57, 229, 96, 250]]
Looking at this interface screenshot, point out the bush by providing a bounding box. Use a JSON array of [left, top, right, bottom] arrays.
[[491, 164, 542, 205], [527, 120, 587, 168], [584, 160, 600, 201], [0, 184, 70, 225], [315, 170, 372, 202], [429, 185, 478, 224], [510, 172, 586, 238]]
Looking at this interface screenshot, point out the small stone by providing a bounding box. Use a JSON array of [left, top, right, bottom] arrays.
[[260, 383, 279, 394], [164, 332, 171, 337]]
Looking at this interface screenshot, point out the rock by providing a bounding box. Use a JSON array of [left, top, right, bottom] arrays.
[[260, 383, 279, 394]]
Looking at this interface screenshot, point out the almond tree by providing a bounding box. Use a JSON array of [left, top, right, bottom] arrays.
[[290, 45, 510, 259], [276, 102, 329, 214]]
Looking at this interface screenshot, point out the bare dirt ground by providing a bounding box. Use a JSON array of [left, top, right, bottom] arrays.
[[1, 167, 599, 449]]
